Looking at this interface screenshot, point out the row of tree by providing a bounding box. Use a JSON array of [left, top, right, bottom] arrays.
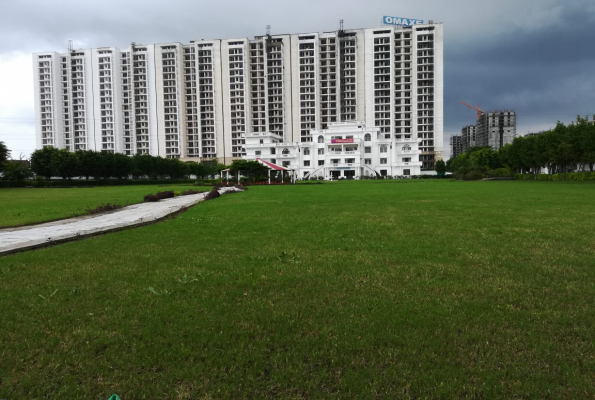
[[445, 116, 595, 179], [29, 147, 223, 180]]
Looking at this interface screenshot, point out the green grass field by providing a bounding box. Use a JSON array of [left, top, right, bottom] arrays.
[[0, 185, 207, 228], [1, 180, 595, 399]]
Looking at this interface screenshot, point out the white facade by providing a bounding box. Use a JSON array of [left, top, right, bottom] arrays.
[[244, 121, 421, 179], [34, 22, 443, 169]]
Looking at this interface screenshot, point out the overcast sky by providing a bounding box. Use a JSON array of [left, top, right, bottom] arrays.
[[1, 0, 594, 158]]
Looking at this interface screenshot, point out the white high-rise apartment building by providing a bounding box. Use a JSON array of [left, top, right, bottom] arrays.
[[34, 22, 443, 169]]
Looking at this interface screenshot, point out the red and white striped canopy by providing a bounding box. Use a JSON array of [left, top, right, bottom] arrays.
[[256, 158, 290, 171]]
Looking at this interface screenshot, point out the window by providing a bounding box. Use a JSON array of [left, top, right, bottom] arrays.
[[364, 133, 371, 141], [318, 135, 324, 143], [255, 150, 261, 156], [402, 144, 411, 151], [403, 157, 411, 162], [380, 158, 387, 164], [282, 161, 290, 167], [365, 147, 371, 153], [259, 139, 263, 144], [318, 148, 324, 155], [282, 148, 290, 154], [403, 169, 410, 176], [331, 159, 340, 164], [303, 148, 310, 155], [365, 158, 371, 165], [304, 160, 310, 166], [345, 158, 355, 164], [380, 145, 388, 153], [318, 160, 324, 166], [270, 147, 276, 154]]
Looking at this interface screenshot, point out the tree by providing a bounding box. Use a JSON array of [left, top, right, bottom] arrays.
[[581, 121, 595, 171], [3, 161, 33, 181], [0, 141, 10, 174], [30, 146, 58, 179], [111, 153, 133, 179], [162, 158, 188, 179], [435, 159, 446, 176], [200, 159, 219, 179], [445, 158, 454, 173], [469, 147, 501, 171], [229, 160, 269, 182], [186, 161, 207, 178], [76, 150, 98, 180], [51, 148, 78, 180], [132, 154, 158, 179]]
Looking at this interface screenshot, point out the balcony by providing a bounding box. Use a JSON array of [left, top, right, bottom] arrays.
[[329, 161, 361, 168], [328, 151, 358, 156], [394, 161, 422, 167]]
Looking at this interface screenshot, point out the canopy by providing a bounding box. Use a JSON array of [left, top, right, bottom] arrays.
[[255, 158, 290, 171]]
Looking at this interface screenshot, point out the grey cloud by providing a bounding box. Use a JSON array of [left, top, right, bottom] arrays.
[[2, 0, 595, 156]]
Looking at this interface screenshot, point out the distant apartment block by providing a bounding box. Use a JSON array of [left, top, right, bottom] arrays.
[[451, 111, 515, 158], [476, 111, 516, 150], [461, 124, 476, 148], [450, 134, 464, 159], [34, 22, 444, 168]]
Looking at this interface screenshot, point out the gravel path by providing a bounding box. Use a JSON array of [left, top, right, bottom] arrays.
[[0, 187, 242, 256]]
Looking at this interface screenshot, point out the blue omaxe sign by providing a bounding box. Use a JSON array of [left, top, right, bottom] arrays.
[[383, 16, 424, 26]]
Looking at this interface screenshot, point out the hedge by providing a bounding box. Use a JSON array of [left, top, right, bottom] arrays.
[[514, 172, 595, 181], [0, 179, 220, 188]]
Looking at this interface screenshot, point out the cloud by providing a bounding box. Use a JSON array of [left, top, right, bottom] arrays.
[[444, 4, 595, 139], [1, 0, 594, 157], [0, 53, 35, 157]]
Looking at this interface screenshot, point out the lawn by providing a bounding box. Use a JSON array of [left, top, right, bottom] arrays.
[[0, 185, 208, 228], [1, 180, 595, 399]]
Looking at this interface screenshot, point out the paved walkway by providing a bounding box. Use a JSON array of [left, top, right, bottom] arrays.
[[0, 187, 242, 256]]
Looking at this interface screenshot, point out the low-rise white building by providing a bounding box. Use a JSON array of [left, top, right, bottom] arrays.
[[243, 121, 422, 179]]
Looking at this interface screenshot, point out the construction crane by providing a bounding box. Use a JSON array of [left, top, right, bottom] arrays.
[[460, 101, 483, 120]]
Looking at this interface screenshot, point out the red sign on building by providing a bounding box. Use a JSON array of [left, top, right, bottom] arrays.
[[331, 138, 354, 144]]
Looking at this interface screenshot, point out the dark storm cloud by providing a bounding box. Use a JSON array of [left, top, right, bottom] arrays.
[[2, 0, 594, 157], [445, 6, 595, 136], [0, 0, 345, 54]]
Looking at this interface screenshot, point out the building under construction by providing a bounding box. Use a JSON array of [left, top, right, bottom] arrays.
[[476, 111, 516, 149], [451, 102, 516, 158]]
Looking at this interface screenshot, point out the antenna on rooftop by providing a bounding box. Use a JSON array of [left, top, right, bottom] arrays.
[[266, 25, 271, 36], [68, 40, 74, 53], [339, 19, 344, 31]]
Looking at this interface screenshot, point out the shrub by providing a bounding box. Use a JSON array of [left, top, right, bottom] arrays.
[[154, 191, 175, 200], [174, 190, 181, 196], [514, 172, 595, 181], [143, 194, 159, 202], [493, 168, 511, 177], [462, 170, 484, 181], [203, 189, 221, 201], [85, 203, 123, 214]]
